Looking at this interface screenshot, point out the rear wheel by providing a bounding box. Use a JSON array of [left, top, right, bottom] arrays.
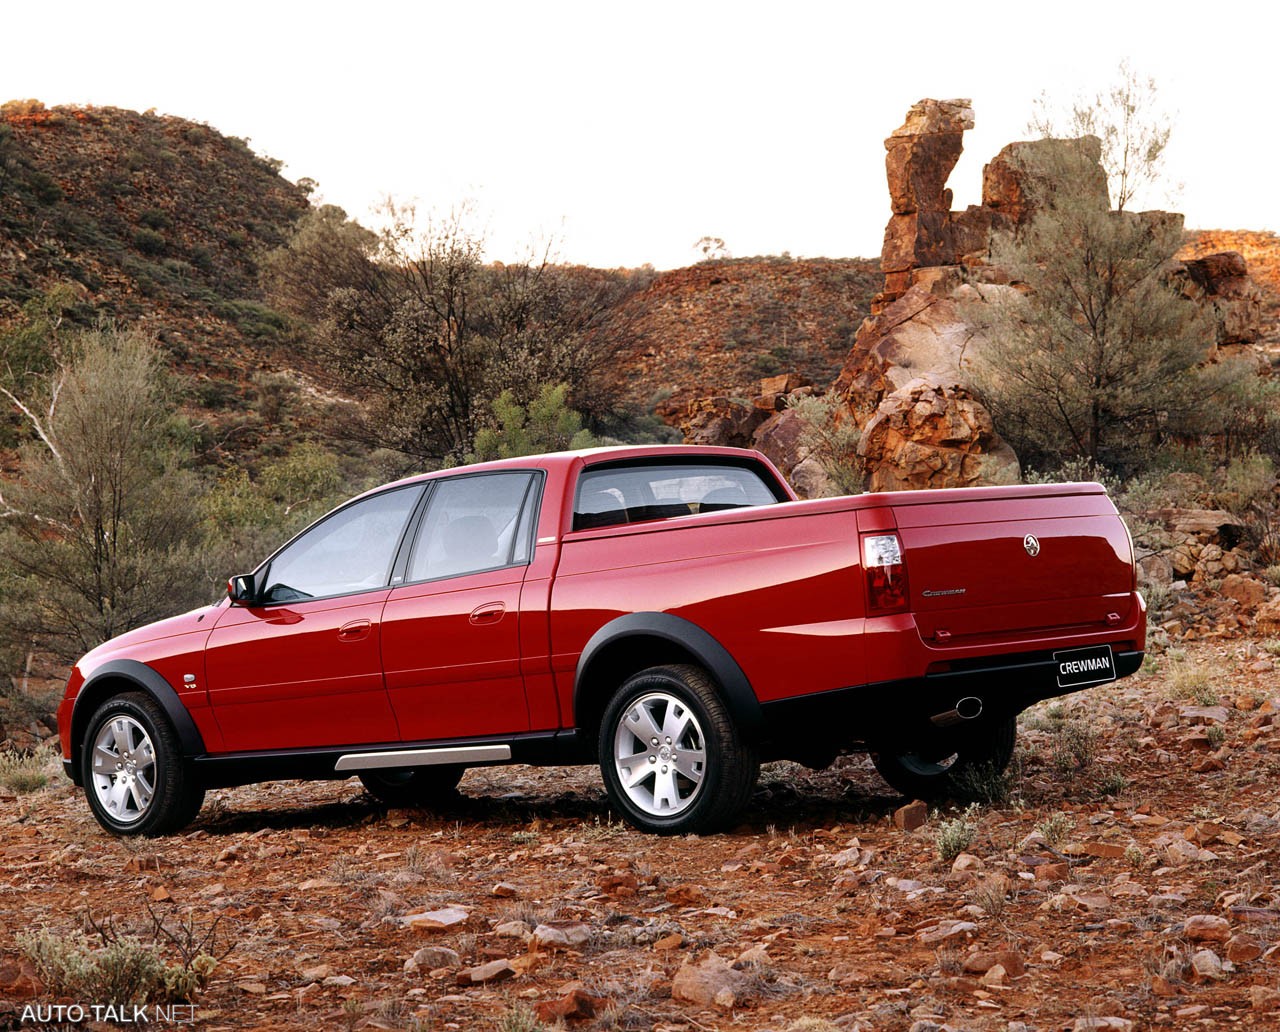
[[872, 716, 1017, 800], [359, 765, 464, 807], [82, 693, 204, 836], [599, 664, 757, 835]]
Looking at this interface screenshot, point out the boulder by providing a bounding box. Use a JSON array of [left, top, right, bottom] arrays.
[[858, 379, 1020, 492], [671, 952, 750, 1010], [982, 136, 1110, 224], [1220, 574, 1266, 610], [1176, 250, 1264, 345], [752, 409, 807, 481], [682, 397, 769, 449]]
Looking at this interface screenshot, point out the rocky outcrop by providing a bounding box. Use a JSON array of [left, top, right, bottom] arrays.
[[858, 379, 1019, 493], [690, 99, 1272, 498], [1180, 230, 1280, 348], [829, 274, 1021, 492], [680, 397, 769, 449], [1174, 250, 1265, 347], [878, 99, 1015, 310]]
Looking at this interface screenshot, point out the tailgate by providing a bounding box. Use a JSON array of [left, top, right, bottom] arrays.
[[887, 487, 1135, 644]]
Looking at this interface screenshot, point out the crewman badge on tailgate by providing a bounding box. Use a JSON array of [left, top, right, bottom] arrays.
[[1024, 534, 1040, 556]]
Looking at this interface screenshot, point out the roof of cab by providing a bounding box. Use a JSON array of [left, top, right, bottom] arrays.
[[364, 444, 782, 498]]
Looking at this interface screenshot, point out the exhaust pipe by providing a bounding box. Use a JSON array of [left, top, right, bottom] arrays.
[[930, 696, 984, 728]]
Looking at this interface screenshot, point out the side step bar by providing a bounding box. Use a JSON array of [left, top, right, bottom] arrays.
[[334, 745, 512, 772]]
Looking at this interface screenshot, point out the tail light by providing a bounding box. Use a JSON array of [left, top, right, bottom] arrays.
[[862, 533, 909, 615], [1120, 517, 1138, 591]]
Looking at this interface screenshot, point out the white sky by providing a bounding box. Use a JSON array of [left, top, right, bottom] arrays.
[[5, 1, 1278, 270]]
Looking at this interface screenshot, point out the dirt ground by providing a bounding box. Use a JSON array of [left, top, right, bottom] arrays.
[[3, 641, 1280, 1032]]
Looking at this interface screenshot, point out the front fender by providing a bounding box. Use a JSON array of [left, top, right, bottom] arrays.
[[68, 659, 207, 785]]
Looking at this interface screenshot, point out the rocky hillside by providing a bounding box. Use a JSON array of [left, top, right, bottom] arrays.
[[604, 257, 880, 423], [0, 101, 310, 408]]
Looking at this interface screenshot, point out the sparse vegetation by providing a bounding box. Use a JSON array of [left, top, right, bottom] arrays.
[[934, 804, 980, 863], [788, 392, 865, 495], [968, 68, 1236, 472], [1037, 811, 1073, 848], [0, 745, 56, 793], [1166, 657, 1221, 705], [17, 908, 222, 1006]]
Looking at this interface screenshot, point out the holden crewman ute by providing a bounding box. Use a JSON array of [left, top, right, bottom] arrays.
[[58, 445, 1146, 835]]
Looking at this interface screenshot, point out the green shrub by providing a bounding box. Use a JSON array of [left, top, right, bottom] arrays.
[[1037, 811, 1072, 847], [29, 171, 62, 205], [211, 300, 290, 342], [138, 209, 172, 231], [0, 747, 56, 793], [17, 914, 223, 1006], [132, 228, 166, 255], [935, 805, 979, 863]]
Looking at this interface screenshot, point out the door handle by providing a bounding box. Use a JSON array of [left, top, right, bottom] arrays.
[[338, 619, 372, 641], [469, 602, 506, 626]]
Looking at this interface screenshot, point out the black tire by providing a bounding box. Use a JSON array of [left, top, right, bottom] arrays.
[[598, 664, 758, 835], [872, 716, 1017, 800], [359, 766, 465, 807], [81, 692, 205, 837]]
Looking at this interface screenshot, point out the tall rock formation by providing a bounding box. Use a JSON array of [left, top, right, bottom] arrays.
[[750, 100, 1271, 496]]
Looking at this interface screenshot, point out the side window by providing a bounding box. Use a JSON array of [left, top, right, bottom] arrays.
[[408, 473, 537, 582], [260, 485, 424, 603], [573, 464, 780, 531]]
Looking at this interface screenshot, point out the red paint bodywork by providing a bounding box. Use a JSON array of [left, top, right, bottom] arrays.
[[59, 445, 1145, 768]]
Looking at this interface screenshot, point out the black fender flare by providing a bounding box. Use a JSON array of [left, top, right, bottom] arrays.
[[573, 613, 762, 735], [71, 659, 207, 774]]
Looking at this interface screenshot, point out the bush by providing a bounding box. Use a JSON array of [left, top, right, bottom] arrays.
[[132, 227, 166, 255], [211, 299, 290, 342], [17, 912, 224, 1006], [788, 393, 865, 496], [935, 805, 979, 863], [0, 746, 56, 793], [138, 209, 172, 231], [29, 172, 62, 205]]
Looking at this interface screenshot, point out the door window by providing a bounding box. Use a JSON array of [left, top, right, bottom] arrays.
[[407, 473, 537, 582], [260, 485, 424, 603]]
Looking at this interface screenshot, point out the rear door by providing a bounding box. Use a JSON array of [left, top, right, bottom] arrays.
[[381, 471, 540, 742]]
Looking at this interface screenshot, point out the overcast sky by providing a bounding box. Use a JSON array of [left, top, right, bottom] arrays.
[[5, 1, 1277, 269]]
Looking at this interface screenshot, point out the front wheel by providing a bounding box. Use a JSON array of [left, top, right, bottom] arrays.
[[598, 664, 758, 835], [82, 693, 204, 836], [872, 716, 1017, 800], [359, 765, 464, 807]]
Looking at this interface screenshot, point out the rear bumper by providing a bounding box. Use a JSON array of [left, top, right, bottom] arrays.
[[758, 645, 1144, 754]]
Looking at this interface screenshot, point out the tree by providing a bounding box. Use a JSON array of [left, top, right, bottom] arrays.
[[1029, 62, 1172, 213], [969, 73, 1226, 471], [471, 383, 599, 461], [0, 329, 207, 665], [265, 203, 647, 468]]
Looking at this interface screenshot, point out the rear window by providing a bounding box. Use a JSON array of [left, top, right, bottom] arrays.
[[574, 463, 780, 531]]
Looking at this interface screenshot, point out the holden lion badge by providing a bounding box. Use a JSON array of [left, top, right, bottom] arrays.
[[1024, 534, 1041, 557]]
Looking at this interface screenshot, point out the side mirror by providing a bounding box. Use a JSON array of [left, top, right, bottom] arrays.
[[227, 573, 258, 606]]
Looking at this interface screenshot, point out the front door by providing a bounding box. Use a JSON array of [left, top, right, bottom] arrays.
[[206, 484, 424, 752]]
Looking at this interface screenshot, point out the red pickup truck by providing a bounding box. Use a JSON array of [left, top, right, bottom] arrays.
[[58, 445, 1145, 836]]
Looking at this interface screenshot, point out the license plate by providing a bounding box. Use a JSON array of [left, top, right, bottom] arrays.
[[1054, 645, 1116, 689]]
